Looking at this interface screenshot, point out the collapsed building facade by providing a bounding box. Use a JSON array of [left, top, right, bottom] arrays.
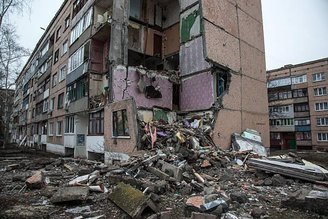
[[11, 0, 269, 161]]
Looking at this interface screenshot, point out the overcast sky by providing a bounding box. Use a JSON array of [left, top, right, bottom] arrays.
[[11, 0, 328, 70]]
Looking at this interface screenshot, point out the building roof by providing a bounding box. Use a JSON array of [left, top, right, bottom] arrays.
[[267, 57, 328, 73]]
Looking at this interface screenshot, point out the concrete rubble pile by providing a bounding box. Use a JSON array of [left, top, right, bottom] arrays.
[[1, 134, 328, 218]]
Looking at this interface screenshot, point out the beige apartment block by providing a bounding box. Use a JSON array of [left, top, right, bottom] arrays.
[[267, 58, 328, 151], [12, 0, 269, 161]]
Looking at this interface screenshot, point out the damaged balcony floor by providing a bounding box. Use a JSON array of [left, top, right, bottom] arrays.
[[0, 146, 328, 219]]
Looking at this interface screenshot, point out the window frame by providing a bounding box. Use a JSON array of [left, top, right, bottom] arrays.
[[112, 109, 129, 137], [65, 116, 75, 134], [57, 92, 64, 109], [312, 72, 326, 82], [89, 110, 104, 135], [317, 133, 328, 142], [56, 121, 63, 136]]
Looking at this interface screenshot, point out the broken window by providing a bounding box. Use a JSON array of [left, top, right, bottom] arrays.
[[89, 110, 104, 135], [112, 109, 129, 137], [215, 70, 229, 98]]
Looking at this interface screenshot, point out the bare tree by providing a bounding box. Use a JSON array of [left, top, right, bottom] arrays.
[[0, 0, 31, 29], [0, 0, 32, 147], [0, 24, 29, 147]]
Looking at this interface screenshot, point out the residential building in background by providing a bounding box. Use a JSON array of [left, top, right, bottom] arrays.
[[12, 0, 269, 161], [0, 89, 15, 145], [267, 58, 328, 151]]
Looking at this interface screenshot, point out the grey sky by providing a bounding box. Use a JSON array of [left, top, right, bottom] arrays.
[[12, 0, 328, 70]]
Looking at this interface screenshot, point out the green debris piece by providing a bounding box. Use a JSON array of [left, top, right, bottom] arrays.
[[109, 183, 148, 218]]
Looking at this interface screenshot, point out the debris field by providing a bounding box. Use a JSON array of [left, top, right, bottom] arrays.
[[0, 135, 328, 219]]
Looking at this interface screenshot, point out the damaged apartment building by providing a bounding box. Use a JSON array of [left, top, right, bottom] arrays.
[[11, 0, 269, 161]]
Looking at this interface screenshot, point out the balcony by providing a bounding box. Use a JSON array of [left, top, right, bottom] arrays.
[[37, 46, 53, 69], [296, 140, 312, 147], [294, 111, 310, 118], [293, 97, 308, 104], [65, 96, 88, 114], [34, 113, 48, 122], [66, 62, 88, 85], [295, 125, 311, 132], [270, 125, 295, 132], [38, 66, 52, 84]]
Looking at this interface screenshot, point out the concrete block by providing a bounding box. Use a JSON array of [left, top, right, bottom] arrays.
[[158, 160, 183, 181], [25, 171, 45, 189], [50, 186, 89, 203], [109, 183, 156, 218]]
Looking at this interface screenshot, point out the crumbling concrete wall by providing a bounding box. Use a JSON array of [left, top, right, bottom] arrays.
[[180, 71, 214, 111], [104, 98, 138, 155], [112, 66, 173, 110], [201, 0, 270, 148]]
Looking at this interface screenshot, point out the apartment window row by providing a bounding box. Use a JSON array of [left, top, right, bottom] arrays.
[[68, 42, 90, 73], [70, 7, 92, 44], [269, 105, 291, 113], [268, 91, 292, 101], [314, 87, 327, 96], [67, 77, 88, 102], [317, 117, 328, 126], [292, 89, 307, 98], [270, 118, 294, 126], [294, 104, 309, 112], [267, 77, 291, 88], [317, 133, 328, 142], [296, 132, 311, 141], [315, 102, 328, 111], [294, 118, 310, 126], [312, 72, 326, 82], [291, 75, 307, 84]]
